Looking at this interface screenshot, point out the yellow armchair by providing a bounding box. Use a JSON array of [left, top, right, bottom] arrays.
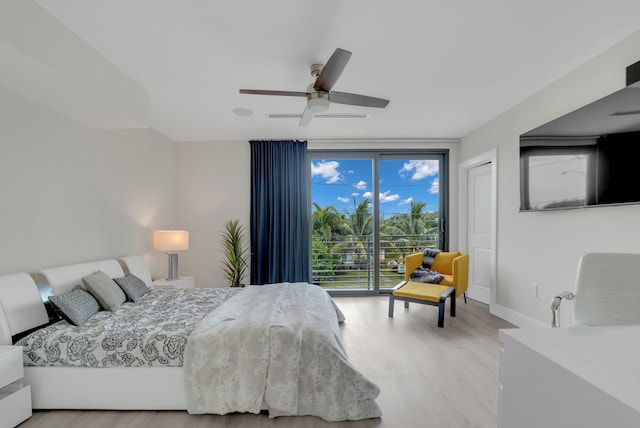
[[389, 251, 469, 327], [404, 251, 469, 301]]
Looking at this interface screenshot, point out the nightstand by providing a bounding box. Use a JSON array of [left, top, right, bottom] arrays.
[[152, 276, 195, 289], [0, 346, 31, 428]]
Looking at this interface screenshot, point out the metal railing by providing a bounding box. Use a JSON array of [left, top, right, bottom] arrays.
[[312, 233, 439, 289]]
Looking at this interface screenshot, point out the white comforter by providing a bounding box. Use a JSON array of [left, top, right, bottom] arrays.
[[183, 283, 381, 421]]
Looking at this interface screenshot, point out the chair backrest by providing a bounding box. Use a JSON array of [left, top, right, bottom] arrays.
[[573, 252, 640, 326], [431, 251, 461, 275]]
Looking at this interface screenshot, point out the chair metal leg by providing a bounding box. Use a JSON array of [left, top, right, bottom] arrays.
[[404, 301, 409, 309], [463, 292, 467, 304], [437, 301, 445, 327], [388, 295, 395, 317], [450, 292, 456, 317]]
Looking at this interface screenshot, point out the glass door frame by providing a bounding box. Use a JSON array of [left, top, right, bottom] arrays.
[[309, 149, 449, 296]]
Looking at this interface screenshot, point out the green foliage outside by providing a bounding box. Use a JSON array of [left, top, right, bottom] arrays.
[[312, 198, 439, 288]]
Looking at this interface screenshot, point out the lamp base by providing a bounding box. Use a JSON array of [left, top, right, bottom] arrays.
[[166, 252, 180, 280]]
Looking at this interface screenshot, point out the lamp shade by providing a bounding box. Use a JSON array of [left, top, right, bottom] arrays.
[[154, 230, 189, 252]]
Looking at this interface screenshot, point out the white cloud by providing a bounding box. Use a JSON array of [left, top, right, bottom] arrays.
[[311, 160, 342, 184], [361, 190, 400, 202], [380, 190, 400, 203], [400, 160, 439, 180], [337, 196, 350, 203], [430, 179, 439, 194], [399, 197, 413, 205], [354, 180, 368, 190]]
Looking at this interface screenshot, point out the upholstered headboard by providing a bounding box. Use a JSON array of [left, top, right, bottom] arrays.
[[40, 259, 125, 296], [0, 273, 48, 345], [119, 256, 153, 288], [0, 256, 152, 345]]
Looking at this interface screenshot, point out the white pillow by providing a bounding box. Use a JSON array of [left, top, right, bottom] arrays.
[[82, 270, 126, 311]]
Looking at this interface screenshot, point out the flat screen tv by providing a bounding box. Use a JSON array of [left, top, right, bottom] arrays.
[[520, 81, 640, 211]]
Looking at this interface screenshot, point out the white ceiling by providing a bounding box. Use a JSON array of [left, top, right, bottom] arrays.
[[4, 1, 640, 142]]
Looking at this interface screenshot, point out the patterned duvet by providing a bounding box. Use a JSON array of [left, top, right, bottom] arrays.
[[17, 287, 242, 368]]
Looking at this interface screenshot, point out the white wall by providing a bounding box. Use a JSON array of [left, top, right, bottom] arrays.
[[460, 30, 640, 327], [176, 141, 251, 287], [0, 85, 177, 278]]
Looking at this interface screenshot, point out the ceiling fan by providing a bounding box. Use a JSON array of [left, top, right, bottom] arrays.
[[239, 48, 389, 126]]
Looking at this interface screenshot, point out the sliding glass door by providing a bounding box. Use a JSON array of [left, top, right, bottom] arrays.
[[311, 157, 374, 291], [310, 150, 448, 294]]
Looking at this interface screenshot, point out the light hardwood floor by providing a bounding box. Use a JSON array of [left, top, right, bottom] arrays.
[[21, 296, 515, 428]]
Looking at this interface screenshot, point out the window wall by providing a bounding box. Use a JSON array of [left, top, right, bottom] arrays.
[[310, 150, 449, 294]]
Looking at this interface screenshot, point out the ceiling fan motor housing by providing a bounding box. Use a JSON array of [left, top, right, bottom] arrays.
[[306, 90, 330, 113]]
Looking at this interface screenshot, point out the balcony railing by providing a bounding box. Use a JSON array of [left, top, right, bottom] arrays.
[[312, 233, 439, 289]]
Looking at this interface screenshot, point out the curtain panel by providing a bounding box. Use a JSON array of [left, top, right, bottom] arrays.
[[249, 140, 310, 284]]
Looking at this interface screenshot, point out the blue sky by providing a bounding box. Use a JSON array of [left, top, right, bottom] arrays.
[[311, 159, 439, 218]]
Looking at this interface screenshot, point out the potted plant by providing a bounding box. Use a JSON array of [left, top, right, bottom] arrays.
[[220, 219, 249, 287]]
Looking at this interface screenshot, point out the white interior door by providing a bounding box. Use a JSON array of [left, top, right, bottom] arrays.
[[467, 162, 492, 304]]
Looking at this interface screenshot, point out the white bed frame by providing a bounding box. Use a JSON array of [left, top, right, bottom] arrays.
[[0, 256, 188, 409]]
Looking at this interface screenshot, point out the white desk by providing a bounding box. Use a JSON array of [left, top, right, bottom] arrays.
[[498, 325, 640, 428]]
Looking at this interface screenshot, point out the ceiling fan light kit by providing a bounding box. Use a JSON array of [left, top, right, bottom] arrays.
[[306, 92, 330, 113], [239, 48, 389, 127]]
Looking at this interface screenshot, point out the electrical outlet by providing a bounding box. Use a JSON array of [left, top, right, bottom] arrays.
[[529, 283, 538, 297]]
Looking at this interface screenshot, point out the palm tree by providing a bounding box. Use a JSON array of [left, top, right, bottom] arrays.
[[399, 201, 439, 252], [312, 203, 342, 236], [337, 197, 373, 268], [379, 201, 438, 261], [404, 201, 428, 236], [344, 196, 373, 237], [311, 203, 344, 282]]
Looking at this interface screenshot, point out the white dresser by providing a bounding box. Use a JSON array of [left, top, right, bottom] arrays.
[[0, 345, 31, 428], [498, 325, 640, 428], [152, 276, 195, 289]]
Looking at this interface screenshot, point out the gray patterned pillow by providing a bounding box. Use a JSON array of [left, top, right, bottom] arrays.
[[114, 273, 149, 302], [49, 286, 101, 326], [82, 270, 126, 311]]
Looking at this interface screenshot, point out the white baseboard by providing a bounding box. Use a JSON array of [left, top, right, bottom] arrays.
[[490, 303, 547, 329]]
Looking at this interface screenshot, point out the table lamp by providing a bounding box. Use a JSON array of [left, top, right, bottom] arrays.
[[154, 230, 189, 280]]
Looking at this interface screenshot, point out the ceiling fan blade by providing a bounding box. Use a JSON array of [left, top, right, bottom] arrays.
[[268, 113, 369, 119], [239, 89, 307, 97], [330, 91, 389, 108], [313, 48, 351, 93], [299, 105, 314, 127]]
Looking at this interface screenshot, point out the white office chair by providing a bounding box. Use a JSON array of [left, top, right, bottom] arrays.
[[551, 252, 640, 327]]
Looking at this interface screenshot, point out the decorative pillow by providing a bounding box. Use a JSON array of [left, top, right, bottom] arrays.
[[82, 270, 126, 311], [409, 266, 444, 284], [49, 286, 101, 326], [114, 273, 150, 302], [430, 251, 461, 275]]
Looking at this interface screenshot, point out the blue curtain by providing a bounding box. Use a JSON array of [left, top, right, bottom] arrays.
[[249, 140, 310, 284]]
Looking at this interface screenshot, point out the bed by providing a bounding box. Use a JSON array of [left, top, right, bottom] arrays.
[[0, 256, 381, 421]]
